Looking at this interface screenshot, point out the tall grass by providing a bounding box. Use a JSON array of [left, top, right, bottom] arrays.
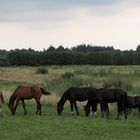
[[0, 65, 140, 97], [0, 66, 140, 140]]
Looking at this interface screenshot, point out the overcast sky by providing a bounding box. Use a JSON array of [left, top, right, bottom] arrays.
[[0, 0, 140, 51]]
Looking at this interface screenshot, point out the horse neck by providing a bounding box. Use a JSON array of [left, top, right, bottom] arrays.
[[58, 92, 68, 106], [9, 94, 16, 106]]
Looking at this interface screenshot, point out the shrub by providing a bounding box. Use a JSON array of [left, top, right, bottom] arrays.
[[36, 67, 48, 74], [102, 77, 134, 91], [0, 57, 10, 66], [60, 72, 75, 81]]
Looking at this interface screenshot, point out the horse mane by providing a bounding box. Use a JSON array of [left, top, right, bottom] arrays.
[[8, 85, 22, 105], [58, 89, 69, 106], [8, 94, 16, 106]]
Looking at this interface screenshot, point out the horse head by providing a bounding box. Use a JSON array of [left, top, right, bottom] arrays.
[[83, 105, 90, 117], [7, 103, 15, 115], [57, 103, 63, 115]]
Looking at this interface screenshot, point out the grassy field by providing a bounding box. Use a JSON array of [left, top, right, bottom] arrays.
[[0, 65, 140, 140]]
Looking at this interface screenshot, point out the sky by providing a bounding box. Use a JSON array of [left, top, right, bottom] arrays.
[[0, 0, 140, 51]]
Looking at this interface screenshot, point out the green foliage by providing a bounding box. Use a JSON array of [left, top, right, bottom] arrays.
[[4, 47, 140, 66], [0, 79, 25, 90], [103, 77, 134, 91], [0, 57, 10, 66], [60, 72, 75, 81], [36, 67, 48, 74], [1, 105, 140, 140]]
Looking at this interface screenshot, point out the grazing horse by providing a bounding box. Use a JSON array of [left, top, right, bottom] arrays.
[[0, 92, 5, 117], [84, 100, 109, 117], [127, 96, 140, 116], [57, 87, 104, 116], [84, 88, 128, 119], [8, 85, 51, 115]]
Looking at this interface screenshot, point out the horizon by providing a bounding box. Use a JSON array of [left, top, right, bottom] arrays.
[[0, 44, 138, 52], [0, 0, 140, 51]]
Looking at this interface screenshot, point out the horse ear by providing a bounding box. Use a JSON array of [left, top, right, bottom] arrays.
[[83, 105, 85, 108]]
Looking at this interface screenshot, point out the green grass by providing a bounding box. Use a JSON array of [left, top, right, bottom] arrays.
[[0, 65, 140, 140], [0, 79, 25, 90], [1, 104, 140, 140]]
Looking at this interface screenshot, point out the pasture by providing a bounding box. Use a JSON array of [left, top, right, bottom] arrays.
[[0, 65, 140, 140]]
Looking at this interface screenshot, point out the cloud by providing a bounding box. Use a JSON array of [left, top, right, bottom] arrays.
[[0, 0, 122, 23], [0, 0, 140, 50]]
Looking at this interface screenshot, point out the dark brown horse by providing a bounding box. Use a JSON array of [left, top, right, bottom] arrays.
[[127, 96, 140, 116], [8, 85, 51, 115], [84, 88, 128, 119], [0, 91, 5, 117], [57, 87, 103, 116]]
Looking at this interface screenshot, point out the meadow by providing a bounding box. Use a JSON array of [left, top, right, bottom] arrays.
[[0, 65, 140, 140]]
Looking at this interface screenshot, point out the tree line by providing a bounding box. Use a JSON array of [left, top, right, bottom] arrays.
[[0, 44, 140, 66]]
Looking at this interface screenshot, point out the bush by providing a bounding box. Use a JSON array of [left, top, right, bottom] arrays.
[[60, 72, 75, 81], [0, 57, 10, 66], [103, 77, 134, 91], [36, 67, 48, 74]]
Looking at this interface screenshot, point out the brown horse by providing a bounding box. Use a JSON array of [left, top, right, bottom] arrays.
[[8, 85, 51, 115], [0, 91, 5, 117]]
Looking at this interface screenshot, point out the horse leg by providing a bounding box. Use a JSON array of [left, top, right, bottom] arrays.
[[13, 99, 20, 115], [122, 104, 127, 119], [70, 101, 74, 115], [91, 102, 97, 116], [21, 99, 27, 115], [73, 101, 79, 116], [105, 103, 110, 118], [138, 106, 140, 118], [100, 102, 105, 118], [35, 100, 41, 115], [116, 103, 122, 119]]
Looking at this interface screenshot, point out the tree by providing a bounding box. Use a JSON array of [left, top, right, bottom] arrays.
[[47, 45, 56, 52], [136, 45, 140, 52], [57, 45, 65, 52]]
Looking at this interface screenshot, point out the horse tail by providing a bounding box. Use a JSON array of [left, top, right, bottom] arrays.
[[40, 88, 51, 95]]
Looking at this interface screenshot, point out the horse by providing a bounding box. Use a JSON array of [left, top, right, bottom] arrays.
[[8, 85, 51, 115], [84, 100, 109, 117], [0, 91, 5, 117], [57, 87, 104, 116], [84, 88, 128, 119], [127, 96, 140, 116]]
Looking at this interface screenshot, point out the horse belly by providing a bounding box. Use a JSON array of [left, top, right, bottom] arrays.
[[20, 93, 33, 99]]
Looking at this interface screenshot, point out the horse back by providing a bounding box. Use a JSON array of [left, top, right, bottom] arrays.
[[127, 96, 136, 108], [67, 87, 97, 101], [97, 88, 127, 103], [14, 85, 42, 99], [135, 96, 140, 107]]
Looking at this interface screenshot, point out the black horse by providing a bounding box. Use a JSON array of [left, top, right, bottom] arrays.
[[84, 88, 128, 119], [84, 100, 109, 117], [57, 87, 103, 116], [127, 96, 140, 116]]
